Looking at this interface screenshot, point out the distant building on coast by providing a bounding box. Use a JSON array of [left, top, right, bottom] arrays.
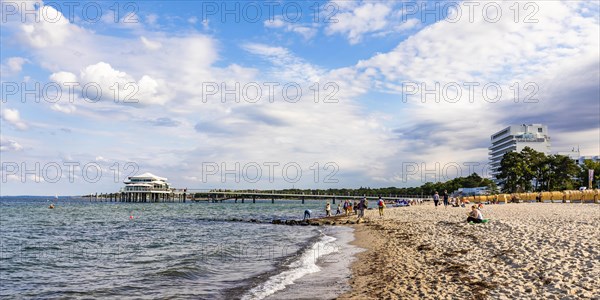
[[120, 172, 178, 202], [556, 148, 600, 166], [489, 124, 551, 181]]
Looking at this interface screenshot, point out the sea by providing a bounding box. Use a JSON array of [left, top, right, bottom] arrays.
[[0, 196, 362, 299]]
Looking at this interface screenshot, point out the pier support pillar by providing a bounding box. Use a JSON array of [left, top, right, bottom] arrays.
[[332, 197, 335, 204], [235, 197, 238, 203], [272, 197, 274, 204], [242, 198, 245, 203], [302, 197, 305, 204], [253, 195, 256, 203]]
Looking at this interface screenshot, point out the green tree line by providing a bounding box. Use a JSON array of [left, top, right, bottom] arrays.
[[201, 173, 497, 197], [497, 146, 600, 193]]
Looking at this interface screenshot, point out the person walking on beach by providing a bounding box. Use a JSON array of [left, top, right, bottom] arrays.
[[343, 200, 350, 216], [466, 205, 483, 223], [336, 203, 342, 215], [325, 202, 332, 217], [377, 197, 386, 217], [304, 209, 312, 220], [433, 191, 440, 208], [443, 190, 449, 208], [353, 201, 358, 215], [358, 197, 368, 219]]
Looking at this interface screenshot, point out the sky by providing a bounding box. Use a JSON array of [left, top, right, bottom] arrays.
[[1, 0, 599, 195]]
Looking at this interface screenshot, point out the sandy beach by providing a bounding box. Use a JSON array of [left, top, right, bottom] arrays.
[[336, 203, 599, 300]]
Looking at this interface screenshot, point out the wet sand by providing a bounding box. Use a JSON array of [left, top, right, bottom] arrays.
[[337, 203, 600, 300]]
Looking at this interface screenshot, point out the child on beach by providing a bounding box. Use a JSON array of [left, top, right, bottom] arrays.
[[325, 203, 331, 217], [336, 203, 342, 215], [467, 205, 484, 223]]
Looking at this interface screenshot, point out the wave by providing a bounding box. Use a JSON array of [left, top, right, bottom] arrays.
[[240, 232, 339, 300]]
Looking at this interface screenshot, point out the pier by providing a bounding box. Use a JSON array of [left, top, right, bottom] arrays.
[[188, 190, 431, 204], [83, 189, 431, 203]]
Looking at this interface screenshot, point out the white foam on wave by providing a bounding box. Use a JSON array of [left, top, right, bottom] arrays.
[[241, 233, 339, 300]]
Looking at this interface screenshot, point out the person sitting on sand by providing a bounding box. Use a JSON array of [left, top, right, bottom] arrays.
[[466, 205, 483, 223], [325, 202, 331, 217]]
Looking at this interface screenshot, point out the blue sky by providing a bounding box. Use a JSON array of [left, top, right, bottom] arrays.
[[1, 0, 599, 195]]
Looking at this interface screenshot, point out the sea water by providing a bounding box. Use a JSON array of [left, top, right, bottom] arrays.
[[0, 197, 358, 299]]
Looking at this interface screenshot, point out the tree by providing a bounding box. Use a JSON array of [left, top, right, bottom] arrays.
[[521, 147, 547, 191], [497, 151, 531, 193], [578, 159, 600, 189], [545, 155, 579, 191]]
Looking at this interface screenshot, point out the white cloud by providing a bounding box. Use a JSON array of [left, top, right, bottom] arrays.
[[49, 62, 171, 106], [338, 0, 600, 182], [0, 56, 29, 77], [242, 43, 324, 82], [51, 103, 77, 114], [49, 71, 78, 85], [264, 16, 317, 40], [325, 1, 392, 44], [1, 108, 28, 130], [7, 57, 28, 72], [0, 138, 24, 152], [20, 4, 83, 48], [146, 14, 158, 26], [140, 36, 162, 50]]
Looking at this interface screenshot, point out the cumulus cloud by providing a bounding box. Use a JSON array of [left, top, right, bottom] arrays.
[[325, 1, 393, 44], [20, 4, 83, 48], [1, 108, 28, 130], [49, 62, 171, 106], [0, 57, 29, 76], [2, 0, 597, 192], [343, 0, 600, 181]]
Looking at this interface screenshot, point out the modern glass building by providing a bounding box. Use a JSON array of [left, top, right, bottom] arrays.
[[489, 124, 552, 181]]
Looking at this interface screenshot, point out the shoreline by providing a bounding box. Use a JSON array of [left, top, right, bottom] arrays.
[[337, 203, 599, 299], [263, 226, 364, 300]]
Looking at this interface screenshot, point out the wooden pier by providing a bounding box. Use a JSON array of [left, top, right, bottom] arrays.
[[83, 190, 431, 204], [188, 190, 432, 204]]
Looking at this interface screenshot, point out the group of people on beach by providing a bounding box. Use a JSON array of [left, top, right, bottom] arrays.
[[433, 190, 487, 223], [433, 190, 450, 208], [304, 197, 388, 220]]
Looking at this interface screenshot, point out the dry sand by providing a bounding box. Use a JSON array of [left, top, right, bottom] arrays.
[[336, 203, 599, 300]]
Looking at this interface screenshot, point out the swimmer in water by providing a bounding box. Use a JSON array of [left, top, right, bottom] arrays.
[[49, 203, 55, 209]]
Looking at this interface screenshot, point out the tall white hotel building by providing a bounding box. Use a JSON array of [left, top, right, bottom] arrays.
[[489, 124, 552, 181]]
